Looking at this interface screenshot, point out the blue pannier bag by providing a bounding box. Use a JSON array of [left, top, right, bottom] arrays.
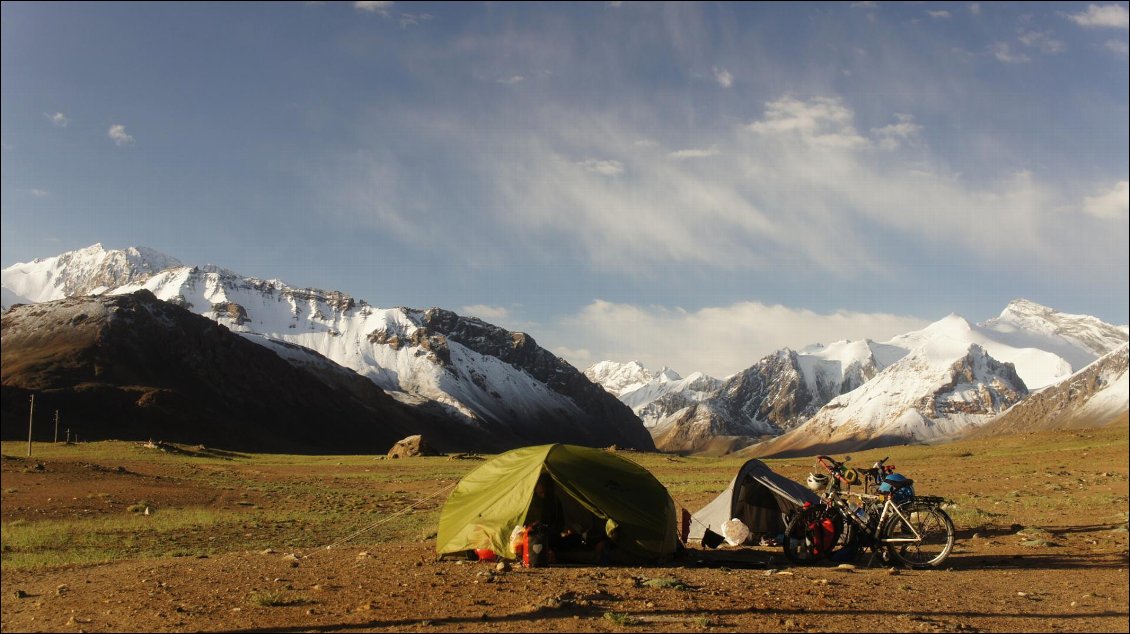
[[879, 473, 915, 504]]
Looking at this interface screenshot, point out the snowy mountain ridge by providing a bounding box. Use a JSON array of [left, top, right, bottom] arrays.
[[589, 303, 1126, 454], [1, 244, 652, 450]]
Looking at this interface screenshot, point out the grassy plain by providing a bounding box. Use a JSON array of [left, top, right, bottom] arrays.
[[1, 421, 1127, 632]]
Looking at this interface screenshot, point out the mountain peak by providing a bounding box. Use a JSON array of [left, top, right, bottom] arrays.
[[1001, 298, 1056, 319]]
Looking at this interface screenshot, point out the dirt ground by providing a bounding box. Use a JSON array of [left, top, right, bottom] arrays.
[[2, 425, 1128, 633]]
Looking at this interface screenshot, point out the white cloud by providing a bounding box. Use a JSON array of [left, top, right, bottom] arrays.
[[991, 42, 1031, 63], [548, 300, 930, 377], [473, 95, 1097, 278], [1083, 181, 1130, 219], [850, 1, 878, 8], [460, 304, 512, 321], [668, 146, 719, 160], [746, 96, 869, 149], [713, 66, 733, 88], [927, 10, 951, 19], [552, 346, 594, 369], [497, 75, 525, 85], [970, 3, 981, 16], [1105, 39, 1130, 56], [1066, 4, 1129, 29], [577, 158, 624, 176], [871, 113, 922, 150], [29, 188, 50, 197], [354, 1, 393, 16], [44, 112, 69, 128], [1018, 29, 1067, 54], [399, 12, 432, 29], [107, 124, 134, 146], [324, 93, 1120, 295]]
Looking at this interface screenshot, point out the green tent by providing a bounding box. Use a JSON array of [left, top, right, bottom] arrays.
[[436, 444, 678, 563]]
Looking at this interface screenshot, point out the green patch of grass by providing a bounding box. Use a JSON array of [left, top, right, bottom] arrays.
[[1, 508, 246, 570]]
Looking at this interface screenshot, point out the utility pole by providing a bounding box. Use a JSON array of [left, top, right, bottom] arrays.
[[27, 394, 35, 457], [54, 410, 60, 443]]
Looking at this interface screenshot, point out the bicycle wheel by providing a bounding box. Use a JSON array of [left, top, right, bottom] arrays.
[[782, 506, 843, 565], [881, 502, 955, 569]]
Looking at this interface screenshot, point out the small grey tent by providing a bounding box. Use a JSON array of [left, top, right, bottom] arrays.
[[689, 459, 820, 545]]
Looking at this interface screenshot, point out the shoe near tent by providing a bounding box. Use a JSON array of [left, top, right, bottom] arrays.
[[436, 444, 679, 563], [689, 459, 820, 546]]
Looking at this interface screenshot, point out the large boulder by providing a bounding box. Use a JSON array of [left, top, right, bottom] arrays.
[[387, 435, 439, 459]]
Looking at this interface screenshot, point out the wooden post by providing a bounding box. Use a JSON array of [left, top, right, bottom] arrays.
[[54, 410, 60, 443], [27, 394, 35, 457]]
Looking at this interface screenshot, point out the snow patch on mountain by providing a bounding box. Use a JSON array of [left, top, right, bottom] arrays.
[[584, 361, 655, 397]]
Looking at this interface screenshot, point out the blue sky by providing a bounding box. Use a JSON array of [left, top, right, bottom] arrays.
[[3, 2, 1128, 376]]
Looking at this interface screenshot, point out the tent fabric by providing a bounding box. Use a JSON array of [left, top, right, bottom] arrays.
[[436, 444, 678, 563], [689, 459, 820, 545]]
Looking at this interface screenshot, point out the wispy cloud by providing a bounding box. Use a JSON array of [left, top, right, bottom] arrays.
[[1083, 181, 1129, 219], [326, 93, 1110, 285], [871, 114, 922, 150], [668, 146, 719, 160], [970, 3, 981, 16], [713, 66, 733, 88], [850, 1, 878, 8], [992, 42, 1031, 63], [746, 96, 869, 149], [1066, 4, 1129, 29], [44, 112, 69, 128], [548, 300, 931, 377], [354, 1, 393, 16], [497, 75, 525, 85], [1018, 29, 1067, 54], [107, 124, 134, 146], [399, 12, 432, 29], [927, 10, 952, 20], [1105, 39, 1130, 56], [30, 188, 50, 197], [576, 159, 624, 176]]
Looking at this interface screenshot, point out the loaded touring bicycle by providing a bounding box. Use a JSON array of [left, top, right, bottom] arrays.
[[782, 455, 956, 569]]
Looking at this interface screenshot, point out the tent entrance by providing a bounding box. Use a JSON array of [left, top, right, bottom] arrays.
[[734, 476, 788, 538]]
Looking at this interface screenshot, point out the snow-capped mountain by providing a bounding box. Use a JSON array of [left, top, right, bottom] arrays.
[[648, 341, 889, 453], [972, 343, 1128, 436], [593, 301, 1127, 454], [585, 362, 721, 428], [742, 339, 1030, 458], [0, 290, 446, 452], [1, 245, 653, 451], [0, 243, 182, 304]]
